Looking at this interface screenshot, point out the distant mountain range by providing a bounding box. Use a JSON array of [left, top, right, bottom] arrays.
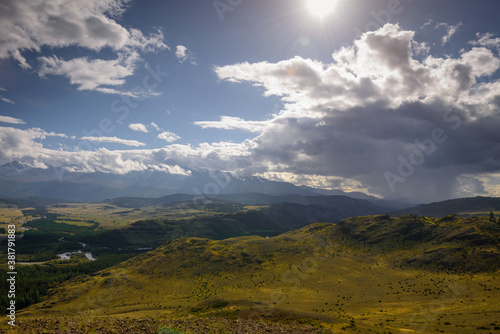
[[2, 162, 500, 217], [391, 196, 500, 217], [0, 160, 388, 203]]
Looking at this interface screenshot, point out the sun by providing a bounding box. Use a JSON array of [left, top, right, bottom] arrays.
[[305, 0, 337, 18]]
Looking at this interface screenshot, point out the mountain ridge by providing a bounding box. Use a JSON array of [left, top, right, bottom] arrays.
[[0, 161, 378, 202], [391, 196, 500, 217]]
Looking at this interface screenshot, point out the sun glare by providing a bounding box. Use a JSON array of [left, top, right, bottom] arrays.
[[306, 0, 337, 18]]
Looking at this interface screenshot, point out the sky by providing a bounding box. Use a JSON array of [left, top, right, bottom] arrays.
[[1, 0, 500, 202]]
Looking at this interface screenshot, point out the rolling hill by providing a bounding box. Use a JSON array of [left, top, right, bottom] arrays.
[[78, 201, 353, 248], [105, 193, 389, 212], [391, 196, 500, 217], [16, 214, 500, 333]]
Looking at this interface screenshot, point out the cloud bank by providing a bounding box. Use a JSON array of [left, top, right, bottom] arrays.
[[2, 24, 500, 202], [212, 23, 500, 201]]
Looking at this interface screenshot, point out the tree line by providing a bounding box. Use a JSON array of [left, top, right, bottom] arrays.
[[0, 251, 139, 314]]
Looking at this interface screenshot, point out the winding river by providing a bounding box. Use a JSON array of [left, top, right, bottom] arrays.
[[57, 239, 96, 261]]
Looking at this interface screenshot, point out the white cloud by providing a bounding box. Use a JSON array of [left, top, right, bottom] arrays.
[[256, 171, 377, 197], [437, 22, 462, 45], [0, 127, 67, 165], [195, 116, 269, 133], [0, 127, 46, 162], [412, 41, 430, 56], [0, 0, 131, 65], [72, 148, 149, 174], [0, 0, 168, 95], [148, 163, 191, 176], [2, 23, 500, 201], [0, 126, 249, 175], [80, 136, 145, 147], [37, 50, 167, 97], [175, 45, 196, 65], [212, 23, 500, 201], [477, 173, 500, 197], [0, 124, 250, 176], [175, 45, 188, 62], [1, 97, 15, 104], [421, 19, 433, 29], [44, 131, 68, 139], [216, 24, 500, 117], [38, 52, 141, 96], [10, 49, 31, 69], [157, 131, 180, 143], [0, 88, 15, 104], [0, 116, 25, 124], [127, 28, 169, 52], [150, 122, 160, 131], [470, 32, 500, 51], [128, 123, 149, 133]]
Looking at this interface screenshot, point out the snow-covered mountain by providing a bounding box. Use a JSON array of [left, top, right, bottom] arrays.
[[0, 161, 380, 203]]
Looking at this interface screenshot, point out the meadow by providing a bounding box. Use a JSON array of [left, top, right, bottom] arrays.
[[4, 214, 498, 333]]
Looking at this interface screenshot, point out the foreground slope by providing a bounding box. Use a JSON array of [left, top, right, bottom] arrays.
[[17, 215, 500, 333]]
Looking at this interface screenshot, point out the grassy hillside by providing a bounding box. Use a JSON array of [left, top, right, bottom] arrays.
[[12, 215, 500, 333], [106, 193, 387, 216], [69, 202, 345, 248], [0, 200, 361, 318]]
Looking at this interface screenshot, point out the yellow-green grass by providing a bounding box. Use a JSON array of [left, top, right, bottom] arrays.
[[460, 210, 500, 216], [0, 207, 36, 223], [0, 208, 24, 223], [54, 220, 95, 227], [46, 203, 231, 229], [2, 314, 330, 333], [19, 222, 500, 333], [47, 203, 135, 227], [243, 205, 269, 211], [0, 208, 37, 235]]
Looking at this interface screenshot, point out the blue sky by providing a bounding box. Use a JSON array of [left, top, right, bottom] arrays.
[[1, 0, 500, 202]]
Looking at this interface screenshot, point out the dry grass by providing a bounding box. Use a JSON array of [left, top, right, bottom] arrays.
[[2, 315, 333, 334], [54, 220, 95, 227], [18, 219, 500, 333], [46, 203, 232, 228], [0, 207, 36, 233]]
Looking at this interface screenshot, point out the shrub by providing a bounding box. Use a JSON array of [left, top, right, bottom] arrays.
[[212, 300, 229, 309]]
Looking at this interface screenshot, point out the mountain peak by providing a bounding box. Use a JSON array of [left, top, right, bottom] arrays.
[[0, 161, 385, 203], [0, 160, 33, 173]]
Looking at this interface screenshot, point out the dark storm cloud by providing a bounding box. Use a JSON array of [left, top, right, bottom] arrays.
[[214, 24, 500, 201], [247, 100, 500, 201]]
